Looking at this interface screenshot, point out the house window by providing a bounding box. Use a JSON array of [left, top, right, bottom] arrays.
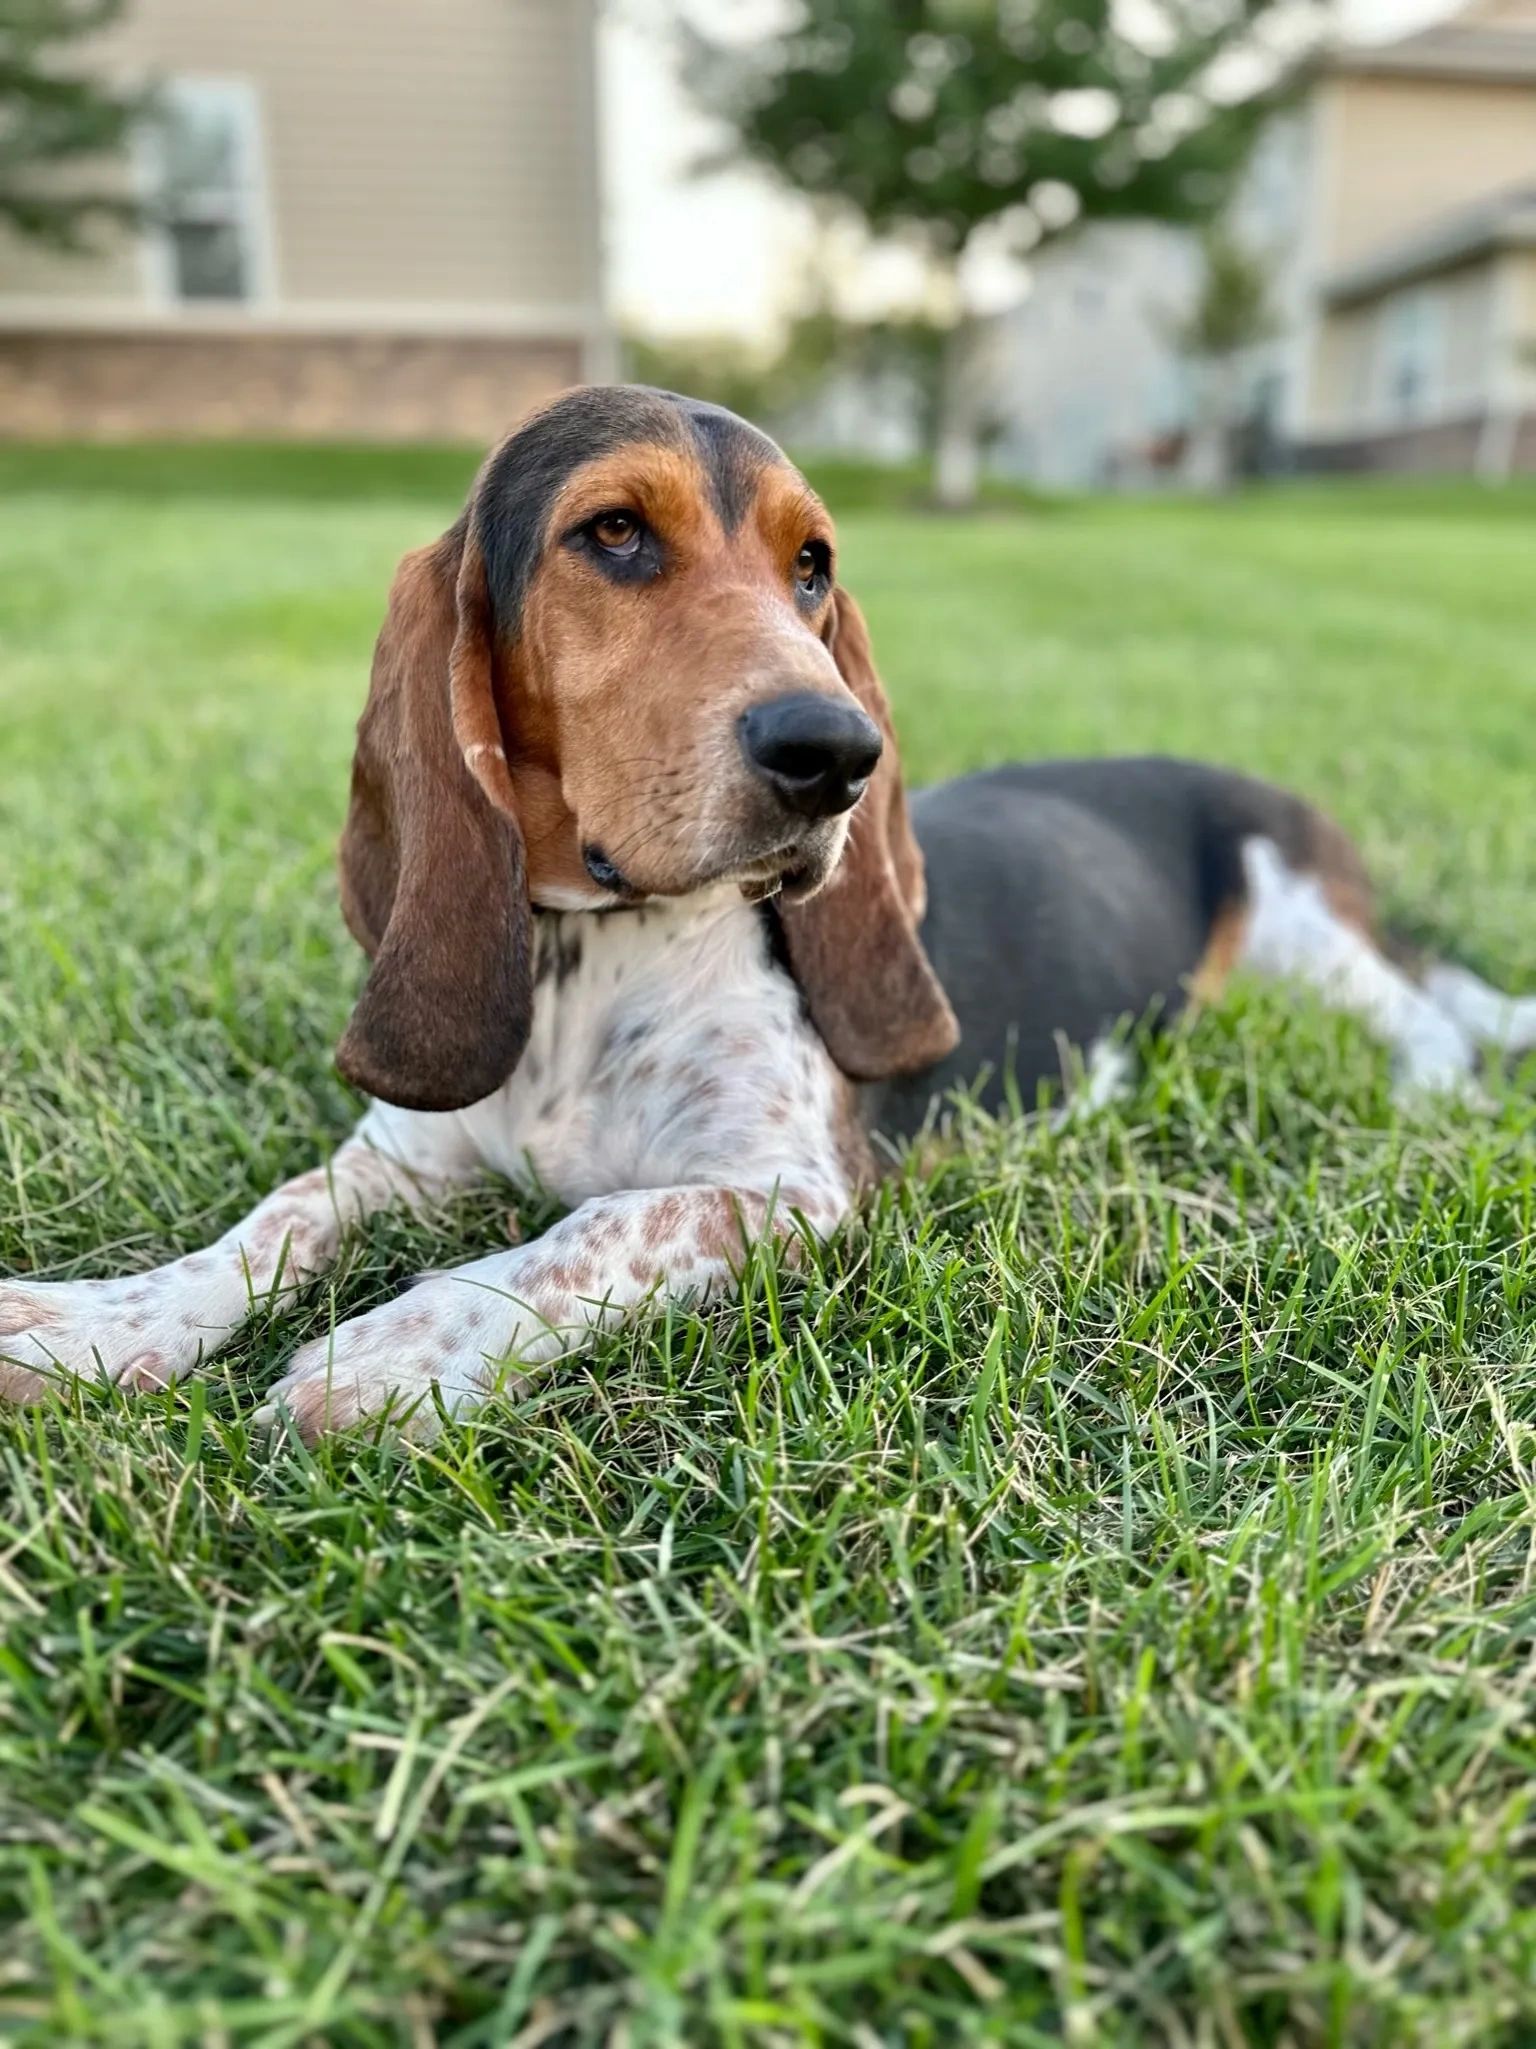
[[1375, 288, 1444, 425], [147, 82, 269, 303]]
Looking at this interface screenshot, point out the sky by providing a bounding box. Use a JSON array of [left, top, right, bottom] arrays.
[[598, 0, 1461, 342]]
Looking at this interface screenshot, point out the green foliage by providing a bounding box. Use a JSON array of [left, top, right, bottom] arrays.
[[4, 448, 1536, 2039], [1176, 221, 1277, 361], [682, 0, 1301, 262], [626, 304, 950, 441], [623, 329, 789, 426], [0, 0, 151, 249]]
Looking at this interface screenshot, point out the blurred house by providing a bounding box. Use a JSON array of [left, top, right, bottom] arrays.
[[995, 0, 1536, 484], [990, 227, 1203, 491], [0, 0, 607, 440], [1302, 0, 1536, 472]]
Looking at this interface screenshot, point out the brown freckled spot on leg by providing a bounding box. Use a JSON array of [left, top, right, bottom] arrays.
[[1, 1292, 57, 1337], [641, 1192, 693, 1253], [183, 1255, 210, 1274], [682, 1191, 768, 1267], [118, 1352, 171, 1392], [0, 1359, 51, 1403], [283, 1169, 329, 1198], [588, 1216, 627, 1254], [246, 1217, 284, 1257], [283, 1376, 361, 1443], [245, 1211, 329, 1281], [542, 1261, 597, 1297], [629, 1256, 659, 1285]]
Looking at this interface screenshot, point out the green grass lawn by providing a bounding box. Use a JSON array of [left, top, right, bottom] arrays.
[[3, 446, 1536, 2047]]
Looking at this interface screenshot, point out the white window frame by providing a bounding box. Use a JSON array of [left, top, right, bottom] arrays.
[[1373, 286, 1445, 428], [136, 78, 277, 311]]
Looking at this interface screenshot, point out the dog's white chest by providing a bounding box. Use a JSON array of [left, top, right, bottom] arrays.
[[453, 893, 845, 1207]]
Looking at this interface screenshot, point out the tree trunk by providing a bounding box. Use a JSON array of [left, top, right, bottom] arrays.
[[1184, 357, 1239, 492], [932, 315, 985, 511], [1475, 403, 1520, 485]]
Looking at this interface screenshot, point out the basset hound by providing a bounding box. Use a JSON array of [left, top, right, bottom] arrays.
[[4, 386, 1533, 1439]]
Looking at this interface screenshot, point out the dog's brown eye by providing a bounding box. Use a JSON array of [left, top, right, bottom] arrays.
[[796, 544, 822, 586], [591, 509, 642, 555]]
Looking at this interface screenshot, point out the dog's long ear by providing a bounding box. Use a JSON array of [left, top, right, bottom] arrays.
[[336, 513, 533, 1111], [779, 588, 959, 1081]]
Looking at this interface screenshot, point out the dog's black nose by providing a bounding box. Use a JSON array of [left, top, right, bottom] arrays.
[[739, 693, 883, 820]]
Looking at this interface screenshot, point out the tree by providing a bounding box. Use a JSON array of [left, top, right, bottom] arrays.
[[1173, 223, 1276, 487], [0, 0, 150, 251], [1476, 335, 1536, 485], [680, 0, 1309, 506], [626, 298, 947, 452]]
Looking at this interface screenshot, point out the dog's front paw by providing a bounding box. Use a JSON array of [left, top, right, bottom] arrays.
[[256, 1277, 521, 1444], [0, 1266, 230, 1402]]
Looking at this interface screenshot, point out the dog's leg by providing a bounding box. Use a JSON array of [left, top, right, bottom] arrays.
[[258, 1177, 846, 1443], [1236, 837, 1477, 1101], [0, 1104, 485, 1401], [1419, 963, 1536, 1058]]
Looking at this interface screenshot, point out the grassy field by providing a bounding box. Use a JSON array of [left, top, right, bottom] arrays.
[[3, 446, 1536, 2047]]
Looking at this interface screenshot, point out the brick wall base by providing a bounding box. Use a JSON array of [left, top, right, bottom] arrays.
[[0, 329, 586, 441], [1298, 412, 1536, 476]]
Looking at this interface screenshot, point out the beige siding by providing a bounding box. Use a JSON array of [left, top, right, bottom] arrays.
[[1311, 305, 1374, 432], [1469, 0, 1536, 31], [1512, 248, 1536, 330], [1315, 73, 1536, 271], [0, 153, 143, 300], [0, 0, 600, 327], [0, 229, 141, 303], [1510, 248, 1536, 402], [1439, 262, 1499, 412], [1312, 259, 1500, 434]]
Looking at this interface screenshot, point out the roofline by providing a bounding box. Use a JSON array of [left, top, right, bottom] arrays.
[[1314, 29, 1536, 84], [1323, 199, 1536, 304]]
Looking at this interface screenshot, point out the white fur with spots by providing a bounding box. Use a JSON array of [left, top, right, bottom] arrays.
[[1, 889, 852, 1435], [6, 848, 1531, 1437]]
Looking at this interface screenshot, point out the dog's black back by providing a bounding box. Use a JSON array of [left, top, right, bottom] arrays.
[[863, 757, 1318, 1139]]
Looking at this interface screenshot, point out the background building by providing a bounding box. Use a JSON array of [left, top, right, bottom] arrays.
[[1301, 0, 1536, 471], [0, 0, 607, 439], [990, 0, 1536, 484]]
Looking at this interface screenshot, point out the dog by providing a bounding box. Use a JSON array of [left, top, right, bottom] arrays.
[[4, 385, 1533, 1440]]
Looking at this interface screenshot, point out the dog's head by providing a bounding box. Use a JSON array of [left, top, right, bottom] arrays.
[[337, 384, 959, 1110]]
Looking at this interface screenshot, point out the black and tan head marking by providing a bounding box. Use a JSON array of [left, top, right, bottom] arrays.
[[334, 383, 958, 1110]]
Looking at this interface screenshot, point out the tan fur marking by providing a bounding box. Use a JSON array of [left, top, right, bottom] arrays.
[[505, 444, 850, 905], [1305, 810, 1378, 940], [1188, 901, 1251, 1006]]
